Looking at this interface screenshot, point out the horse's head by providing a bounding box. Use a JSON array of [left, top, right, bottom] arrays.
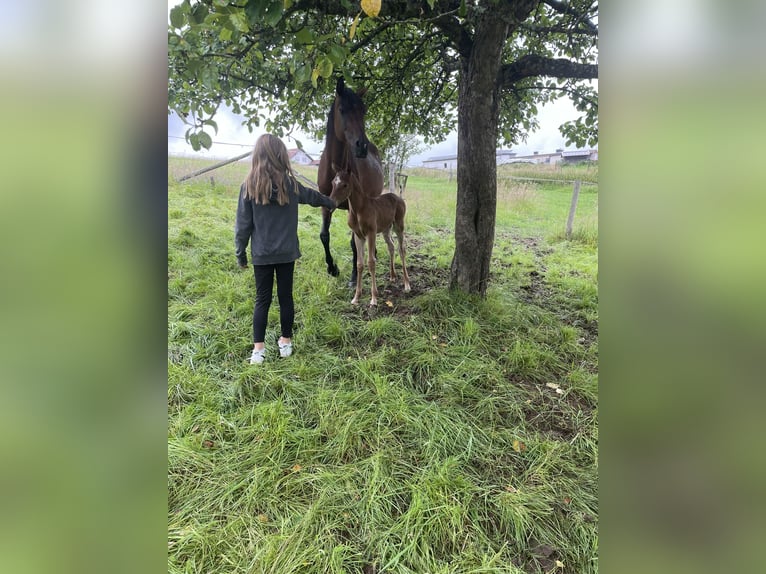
[[334, 77, 370, 159], [329, 164, 354, 205]]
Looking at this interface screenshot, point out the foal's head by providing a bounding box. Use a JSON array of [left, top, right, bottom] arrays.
[[333, 77, 370, 159], [329, 167, 356, 206]]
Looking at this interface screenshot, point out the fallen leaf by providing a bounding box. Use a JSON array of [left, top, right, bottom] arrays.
[[563, 497, 572, 505], [385, 300, 393, 307], [257, 513, 268, 523], [555, 388, 564, 395], [505, 485, 517, 493], [431, 335, 438, 340], [291, 464, 302, 473], [545, 382, 560, 390], [202, 439, 214, 449], [555, 560, 565, 568], [512, 440, 526, 452]]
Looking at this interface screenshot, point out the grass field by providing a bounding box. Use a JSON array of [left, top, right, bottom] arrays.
[[168, 156, 598, 573]]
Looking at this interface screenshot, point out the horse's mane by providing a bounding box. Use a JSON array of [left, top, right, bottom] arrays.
[[324, 100, 335, 145]]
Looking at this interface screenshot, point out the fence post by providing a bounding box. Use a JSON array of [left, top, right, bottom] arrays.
[[389, 162, 396, 193], [566, 180, 581, 239]]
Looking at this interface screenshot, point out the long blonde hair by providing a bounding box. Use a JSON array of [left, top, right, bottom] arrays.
[[244, 134, 297, 205]]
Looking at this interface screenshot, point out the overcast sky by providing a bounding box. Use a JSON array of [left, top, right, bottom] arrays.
[[168, 94, 590, 165]]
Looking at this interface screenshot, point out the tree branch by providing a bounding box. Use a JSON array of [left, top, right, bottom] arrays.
[[543, 0, 598, 34], [520, 23, 598, 37], [499, 54, 597, 89], [434, 14, 473, 59], [350, 21, 394, 54]]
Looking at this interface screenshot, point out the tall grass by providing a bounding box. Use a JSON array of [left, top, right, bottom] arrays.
[[168, 157, 598, 573]]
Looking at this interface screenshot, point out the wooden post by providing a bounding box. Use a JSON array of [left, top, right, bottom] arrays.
[[566, 180, 581, 239], [389, 162, 396, 193], [176, 150, 252, 182]]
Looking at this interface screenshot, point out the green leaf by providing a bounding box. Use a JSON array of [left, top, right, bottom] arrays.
[[245, 0, 265, 25], [219, 27, 233, 41], [264, 1, 283, 27], [200, 66, 217, 89], [311, 68, 320, 89], [198, 131, 213, 150], [295, 27, 314, 44], [169, 5, 185, 29], [316, 55, 333, 78], [189, 132, 201, 151], [295, 63, 310, 83], [426, 0, 436, 10], [459, 0, 467, 18], [186, 59, 202, 74], [230, 12, 250, 33], [328, 44, 346, 66], [190, 3, 209, 24]]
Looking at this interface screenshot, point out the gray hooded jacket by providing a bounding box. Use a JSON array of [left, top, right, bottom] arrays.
[[235, 177, 335, 266]]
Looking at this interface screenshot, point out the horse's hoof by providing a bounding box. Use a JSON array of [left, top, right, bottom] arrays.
[[351, 299, 359, 306], [347, 280, 356, 289], [328, 263, 340, 277], [369, 301, 377, 307]]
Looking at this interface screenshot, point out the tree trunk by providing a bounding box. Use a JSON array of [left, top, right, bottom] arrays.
[[450, 16, 508, 297]]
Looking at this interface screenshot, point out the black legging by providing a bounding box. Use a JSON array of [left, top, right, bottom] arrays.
[[252, 261, 295, 343]]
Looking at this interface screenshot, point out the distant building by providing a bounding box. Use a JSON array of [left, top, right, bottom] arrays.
[[288, 148, 314, 165], [422, 148, 597, 168], [561, 149, 598, 163], [422, 154, 459, 170]]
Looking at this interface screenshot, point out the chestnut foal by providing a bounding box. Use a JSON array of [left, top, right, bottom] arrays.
[[330, 167, 411, 306]]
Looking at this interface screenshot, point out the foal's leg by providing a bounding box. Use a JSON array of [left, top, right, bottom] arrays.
[[382, 227, 396, 280], [319, 206, 339, 277], [395, 222, 411, 292], [367, 232, 379, 306], [351, 234, 365, 306]]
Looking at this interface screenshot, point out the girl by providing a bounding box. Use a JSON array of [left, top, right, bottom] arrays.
[[235, 134, 336, 364]]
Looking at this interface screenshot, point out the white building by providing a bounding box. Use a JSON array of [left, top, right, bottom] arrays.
[[288, 148, 314, 165], [422, 154, 458, 170], [422, 148, 597, 168]]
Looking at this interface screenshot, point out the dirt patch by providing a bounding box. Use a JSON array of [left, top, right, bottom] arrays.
[[336, 253, 450, 319]]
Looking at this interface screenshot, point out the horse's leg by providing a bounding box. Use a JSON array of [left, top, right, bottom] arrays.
[[351, 234, 365, 306], [349, 232, 358, 287], [319, 206, 340, 277], [396, 222, 411, 292], [382, 228, 396, 280], [367, 232, 379, 306]]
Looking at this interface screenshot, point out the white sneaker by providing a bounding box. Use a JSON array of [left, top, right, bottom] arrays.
[[249, 348, 266, 364], [278, 341, 293, 358]]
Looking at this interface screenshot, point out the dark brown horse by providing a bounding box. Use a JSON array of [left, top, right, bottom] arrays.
[[330, 167, 410, 307], [317, 77, 383, 282]]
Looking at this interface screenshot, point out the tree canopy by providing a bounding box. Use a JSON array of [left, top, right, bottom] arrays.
[[168, 0, 597, 155]]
